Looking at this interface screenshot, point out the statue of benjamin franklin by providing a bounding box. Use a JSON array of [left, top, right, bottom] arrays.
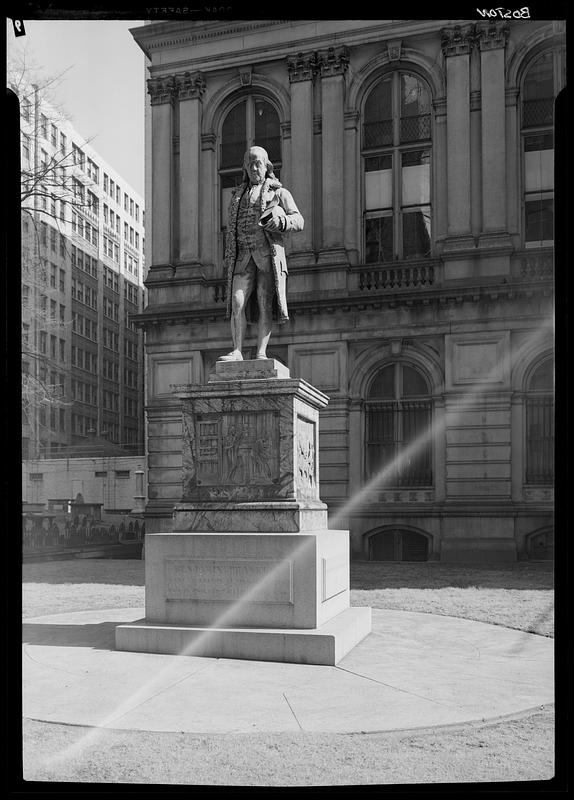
[[218, 145, 304, 362]]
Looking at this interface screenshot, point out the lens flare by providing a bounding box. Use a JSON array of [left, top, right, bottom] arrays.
[[330, 325, 553, 529]]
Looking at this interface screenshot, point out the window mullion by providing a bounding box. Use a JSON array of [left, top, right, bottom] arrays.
[[246, 95, 254, 149], [393, 74, 402, 260]]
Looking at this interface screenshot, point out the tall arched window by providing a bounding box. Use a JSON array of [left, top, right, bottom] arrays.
[[362, 72, 432, 264], [365, 363, 432, 486], [525, 357, 554, 484], [219, 96, 282, 232], [521, 49, 565, 247]]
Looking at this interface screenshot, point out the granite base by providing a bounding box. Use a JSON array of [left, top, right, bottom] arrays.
[[115, 606, 372, 666]]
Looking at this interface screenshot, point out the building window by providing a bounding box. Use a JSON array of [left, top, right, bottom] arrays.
[[362, 72, 432, 263], [22, 97, 31, 122], [365, 362, 433, 486], [22, 134, 30, 162], [521, 49, 565, 248], [219, 95, 282, 236], [525, 357, 554, 484]]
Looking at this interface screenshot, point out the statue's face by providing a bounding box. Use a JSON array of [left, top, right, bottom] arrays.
[[247, 150, 267, 184]]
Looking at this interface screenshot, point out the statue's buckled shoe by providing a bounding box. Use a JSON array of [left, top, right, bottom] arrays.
[[218, 350, 243, 362]]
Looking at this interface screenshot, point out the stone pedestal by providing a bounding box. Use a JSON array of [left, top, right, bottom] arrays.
[[116, 360, 371, 664]]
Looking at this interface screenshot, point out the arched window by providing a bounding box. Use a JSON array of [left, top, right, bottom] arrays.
[[525, 357, 554, 484], [521, 49, 565, 248], [219, 96, 282, 232], [365, 363, 432, 487], [369, 528, 429, 561], [362, 72, 432, 264]]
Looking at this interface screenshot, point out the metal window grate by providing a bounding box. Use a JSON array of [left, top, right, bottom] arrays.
[[525, 395, 554, 483], [522, 98, 554, 128], [366, 401, 432, 486], [363, 119, 393, 149], [400, 114, 431, 142]]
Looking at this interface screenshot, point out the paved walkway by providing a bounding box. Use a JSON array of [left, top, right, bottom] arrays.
[[22, 607, 553, 735]]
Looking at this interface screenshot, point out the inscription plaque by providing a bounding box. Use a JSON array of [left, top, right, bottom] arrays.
[[165, 557, 293, 604]]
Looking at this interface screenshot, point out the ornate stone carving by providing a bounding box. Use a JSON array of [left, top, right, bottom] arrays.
[[440, 24, 477, 57], [296, 416, 316, 498], [175, 71, 206, 101], [476, 21, 510, 51], [387, 40, 402, 61], [239, 65, 252, 86], [286, 50, 318, 83], [147, 75, 177, 105], [316, 45, 350, 77]]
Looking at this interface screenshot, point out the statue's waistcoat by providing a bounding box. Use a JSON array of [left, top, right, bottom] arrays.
[[224, 178, 290, 324]]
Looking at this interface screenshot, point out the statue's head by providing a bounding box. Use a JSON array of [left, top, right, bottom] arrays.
[[243, 145, 275, 184]]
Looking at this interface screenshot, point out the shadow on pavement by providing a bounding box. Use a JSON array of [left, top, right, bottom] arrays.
[[22, 619, 144, 651]]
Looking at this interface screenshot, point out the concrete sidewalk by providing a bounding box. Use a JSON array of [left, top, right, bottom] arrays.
[[22, 607, 553, 735]]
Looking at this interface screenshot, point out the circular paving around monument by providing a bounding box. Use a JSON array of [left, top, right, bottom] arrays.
[[22, 607, 553, 735]]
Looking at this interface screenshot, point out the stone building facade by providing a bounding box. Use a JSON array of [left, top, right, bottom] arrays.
[[130, 19, 561, 561]]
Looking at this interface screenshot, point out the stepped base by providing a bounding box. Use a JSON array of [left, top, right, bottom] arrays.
[[115, 606, 372, 666]]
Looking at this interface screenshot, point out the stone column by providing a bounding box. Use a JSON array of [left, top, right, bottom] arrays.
[[200, 133, 218, 272], [440, 26, 474, 247], [477, 22, 511, 241], [176, 71, 206, 268], [344, 111, 360, 265], [147, 76, 176, 272], [286, 51, 316, 262], [505, 88, 520, 240], [317, 45, 349, 264]]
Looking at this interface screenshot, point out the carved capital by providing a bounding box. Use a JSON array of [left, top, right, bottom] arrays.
[[147, 75, 177, 105], [316, 45, 350, 78], [476, 21, 510, 51], [175, 71, 206, 101], [286, 50, 318, 83], [440, 24, 476, 57]]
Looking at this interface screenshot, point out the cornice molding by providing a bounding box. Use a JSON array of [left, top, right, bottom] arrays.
[[135, 20, 291, 54], [133, 276, 554, 330]]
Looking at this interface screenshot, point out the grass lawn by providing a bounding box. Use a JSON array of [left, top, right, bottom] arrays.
[[22, 558, 554, 637]]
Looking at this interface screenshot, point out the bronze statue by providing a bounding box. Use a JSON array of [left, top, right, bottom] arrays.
[[219, 145, 304, 361]]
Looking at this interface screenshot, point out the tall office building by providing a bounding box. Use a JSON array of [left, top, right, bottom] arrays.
[[130, 18, 560, 562], [19, 84, 146, 459]]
